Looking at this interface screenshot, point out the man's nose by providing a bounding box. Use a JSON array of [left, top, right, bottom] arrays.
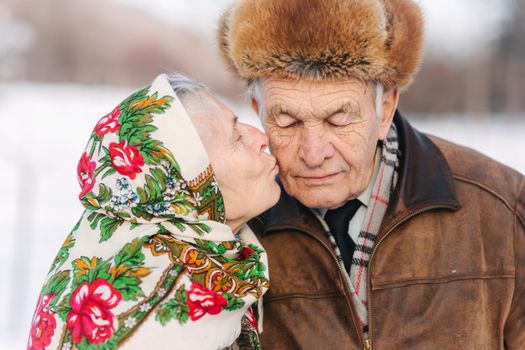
[[298, 128, 334, 168]]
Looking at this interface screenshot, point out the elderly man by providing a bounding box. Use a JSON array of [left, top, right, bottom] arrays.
[[218, 0, 525, 349]]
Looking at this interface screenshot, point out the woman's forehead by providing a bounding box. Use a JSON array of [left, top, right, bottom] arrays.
[[185, 93, 236, 145], [202, 94, 237, 134]]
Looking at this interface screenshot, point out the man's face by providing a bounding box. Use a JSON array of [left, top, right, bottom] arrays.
[[259, 77, 396, 209]]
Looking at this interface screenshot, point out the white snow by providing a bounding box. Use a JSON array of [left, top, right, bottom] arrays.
[[0, 82, 523, 349]]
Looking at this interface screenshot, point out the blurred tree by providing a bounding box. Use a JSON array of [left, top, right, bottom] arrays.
[[0, 4, 33, 80], [3, 0, 243, 97], [493, 0, 525, 115], [401, 0, 524, 117]]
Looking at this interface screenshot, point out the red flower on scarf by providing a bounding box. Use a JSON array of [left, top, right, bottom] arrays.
[[94, 106, 121, 137], [77, 152, 97, 199], [187, 282, 228, 321], [241, 247, 256, 260], [66, 278, 122, 345], [109, 140, 144, 180], [28, 293, 57, 350]]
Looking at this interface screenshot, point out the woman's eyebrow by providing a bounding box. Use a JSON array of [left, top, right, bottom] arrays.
[[229, 115, 240, 139]]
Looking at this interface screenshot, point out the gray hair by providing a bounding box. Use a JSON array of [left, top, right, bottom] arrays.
[[166, 72, 221, 150], [247, 78, 384, 122], [166, 72, 208, 102]]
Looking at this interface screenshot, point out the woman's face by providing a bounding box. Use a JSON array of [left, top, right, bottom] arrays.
[[188, 93, 281, 231]]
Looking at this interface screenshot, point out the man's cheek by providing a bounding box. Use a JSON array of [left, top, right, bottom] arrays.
[[269, 145, 293, 182]]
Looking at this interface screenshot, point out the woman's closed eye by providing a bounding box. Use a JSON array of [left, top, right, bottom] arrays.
[[233, 127, 243, 143]]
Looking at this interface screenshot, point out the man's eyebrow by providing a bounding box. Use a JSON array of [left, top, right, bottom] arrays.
[[266, 103, 359, 119], [267, 105, 292, 118], [324, 102, 360, 117]]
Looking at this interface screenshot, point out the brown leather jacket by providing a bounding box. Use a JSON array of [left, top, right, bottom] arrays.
[[249, 112, 525, 349]]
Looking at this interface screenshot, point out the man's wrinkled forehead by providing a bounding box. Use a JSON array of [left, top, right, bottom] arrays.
[[261, 77, 372, 116], [262, 77, 371, 100]]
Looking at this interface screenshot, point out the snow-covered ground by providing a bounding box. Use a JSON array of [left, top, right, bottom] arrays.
[[0, 82, 524, 349]]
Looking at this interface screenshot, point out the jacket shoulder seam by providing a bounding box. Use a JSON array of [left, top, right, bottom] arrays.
[[453, 174, 516, 214]]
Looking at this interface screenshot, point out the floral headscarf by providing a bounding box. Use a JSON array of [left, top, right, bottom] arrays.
[[28, 75, 269, 350]]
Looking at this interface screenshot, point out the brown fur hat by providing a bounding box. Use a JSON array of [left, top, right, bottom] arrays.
[[218, 0, 424, 89]]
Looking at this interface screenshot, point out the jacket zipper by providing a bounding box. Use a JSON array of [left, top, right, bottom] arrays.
[[266, 204, 456, 349], [267, 225, 366, 347], [366, 204, 458, 349]]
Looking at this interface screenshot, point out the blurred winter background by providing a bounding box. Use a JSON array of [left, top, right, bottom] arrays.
[[0, 0, 524, 348]]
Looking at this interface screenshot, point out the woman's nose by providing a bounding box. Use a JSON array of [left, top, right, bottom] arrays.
[[246, 124, 269, 152], [256, 129, 270, 152]]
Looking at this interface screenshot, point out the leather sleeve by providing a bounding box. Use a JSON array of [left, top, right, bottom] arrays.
[[504, 178, 525, 349]]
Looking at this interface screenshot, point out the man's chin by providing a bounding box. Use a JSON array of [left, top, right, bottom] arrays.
[[293, 188, 348, 210], [280, 177, 351, 209]]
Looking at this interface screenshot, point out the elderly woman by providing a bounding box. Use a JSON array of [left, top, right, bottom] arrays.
[[27, 73, 280, 350]]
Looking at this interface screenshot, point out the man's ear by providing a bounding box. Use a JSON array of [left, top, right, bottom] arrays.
[[378, 88, 399, 140], [251, 97, 260, 116]]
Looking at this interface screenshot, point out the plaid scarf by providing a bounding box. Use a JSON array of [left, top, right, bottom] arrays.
[[323, 124, 400, 332]]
